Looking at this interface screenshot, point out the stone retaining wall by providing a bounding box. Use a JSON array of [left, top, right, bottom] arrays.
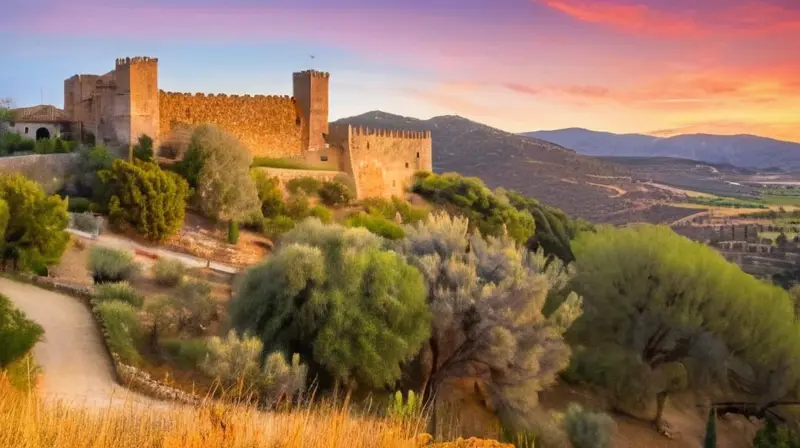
[[27, 275, 201, 405], [0, 153, 79, 194]]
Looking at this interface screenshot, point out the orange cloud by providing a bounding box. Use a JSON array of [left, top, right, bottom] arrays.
[[540, 0, 800, 37], [541, 0, 701, 37]]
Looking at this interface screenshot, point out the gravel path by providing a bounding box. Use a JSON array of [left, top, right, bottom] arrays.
[[0, 277, 162, 409]]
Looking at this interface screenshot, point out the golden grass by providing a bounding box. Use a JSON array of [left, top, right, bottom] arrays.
[[0, 380, 431, 448]]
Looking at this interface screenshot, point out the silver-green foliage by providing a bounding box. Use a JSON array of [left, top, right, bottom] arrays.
[[230, 218, 431, 389], [397, 213, 582, 423], [153, 258, 186, 287], [189, 125, 261, 221], [200, 330, 307, 401], [563, 403, 616, 448]]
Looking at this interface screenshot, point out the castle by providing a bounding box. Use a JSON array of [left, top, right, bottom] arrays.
[[63, 57, 432, 199]]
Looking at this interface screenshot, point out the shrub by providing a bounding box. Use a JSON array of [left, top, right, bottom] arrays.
[[149, 281, 215, 337], [88, 246, 138, 284], [500, 410, 571, 448], [362, 197, 429, 224], [285, 195, 310, 220], [318, 181, 353, 206], [102, 159, 189, 242], [387, 390, 421, 422], [227, 221, 240, 245], [0, 294, 44, 368], [67, 197, 91, 213], [0, 174, 70, 270], [563, 404, 615, 448], [158, 123, 193, 159], [309, 205, 332, 224], [345, 212, 404, 240], [4, 353, 40, 391], [96, 300, 142, 365], [153, 258, 186, 287], [263, 215, 295, 238], [33, 139, 55, 154], [251, 171, 285, 218], [287, 177, 322, 196], [95, 282, 144, 308], [71, 212, 99, 234], [75, 146, 113, 200], [132, 134, 154, 161], [201, 330, 307, 402], [159, 338, 209, 369]]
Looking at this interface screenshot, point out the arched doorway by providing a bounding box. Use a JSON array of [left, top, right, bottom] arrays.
[[35, 127, 50, 140]]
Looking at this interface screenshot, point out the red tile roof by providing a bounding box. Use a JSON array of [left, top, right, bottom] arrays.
[[11, 105, 70, 123]]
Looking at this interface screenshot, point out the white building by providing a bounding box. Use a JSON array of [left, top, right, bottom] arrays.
[[8, 105, 71, 140]]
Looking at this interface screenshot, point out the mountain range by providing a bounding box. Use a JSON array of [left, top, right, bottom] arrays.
[[333, 111, 671, 221], [523, 128, 800, 171]]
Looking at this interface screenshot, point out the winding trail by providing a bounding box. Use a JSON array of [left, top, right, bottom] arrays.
[[0, 277, 162, 409]]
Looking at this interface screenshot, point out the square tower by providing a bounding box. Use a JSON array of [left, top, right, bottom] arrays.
[[113, 56, 160, 147], [292, 70, 329, 152]]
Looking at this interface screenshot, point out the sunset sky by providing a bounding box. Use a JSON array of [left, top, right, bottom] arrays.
[[2, 0, 799, 142]]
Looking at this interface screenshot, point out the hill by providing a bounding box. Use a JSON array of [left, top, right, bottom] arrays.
[[524, 128, 800, 171], [333, 112, 672, 222]]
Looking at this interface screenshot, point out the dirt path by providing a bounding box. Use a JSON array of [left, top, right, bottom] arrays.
[[0, 277, 162, 409]]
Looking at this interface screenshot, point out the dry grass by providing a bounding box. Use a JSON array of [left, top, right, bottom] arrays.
[[0, 380, 433, 448]]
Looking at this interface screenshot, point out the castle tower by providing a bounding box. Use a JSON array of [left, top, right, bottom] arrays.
[[292, 70, 329, 152], [113, 56, 160, 147]]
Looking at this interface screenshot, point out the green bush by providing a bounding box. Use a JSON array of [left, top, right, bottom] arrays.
[[318, 181, 353, 206], [362, 197, 429, 224], [94, 282, 144, 308], [263, 215, 295, 238], [754, 420, 800, 448], [309, 205, 332, 223], [563, 403, 615, 448], [67, 197, 91, 213], [387, 390, 421, 421], [251, 157, 329, 171], [71, 212, 99, 234], [251, 171, 285, 218], [88, 246, 138, 284], [148, 281, 216, 337], [132, 134, 154, 161], [287, 177, 323, 195], [153, 258, 186, 287], [285, 195, 310, 220], [241, 211, 266, 233], [499, 410, 571, 448], [4, 353, 40, 391], [33, 139, 55, 154], [159, 338, 209, 369], [345, 211, 404, 240], [228, 221, 240, 244], [102, 159, 189, 242], [0, 173, 70, 270], [96, 300, 142, 365], [0, 294, 44, 368]]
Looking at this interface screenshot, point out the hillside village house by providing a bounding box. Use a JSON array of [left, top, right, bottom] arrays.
[[8, 105, 72, 140]]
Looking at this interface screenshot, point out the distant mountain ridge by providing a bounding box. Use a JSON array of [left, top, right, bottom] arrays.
[[333, 111, 667, 222], [523, 128, 800, 171]]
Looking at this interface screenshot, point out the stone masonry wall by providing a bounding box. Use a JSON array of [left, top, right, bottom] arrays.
[[343, 125, 432, 199], [0, 153, 79, 194], [159, 91, 304, 159]]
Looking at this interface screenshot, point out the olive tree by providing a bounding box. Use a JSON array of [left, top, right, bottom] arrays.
[[396, 213, 583, 427], [571, 224, 800, 429], [180, 125, 260, 222], [229, 219, 431, 390]]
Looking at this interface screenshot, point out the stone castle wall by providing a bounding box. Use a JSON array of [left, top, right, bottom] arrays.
[[0, 153, 79, 194], [159, 91, 304, 159], [254, 167, 345, 194], [340, 125, 432, 198]]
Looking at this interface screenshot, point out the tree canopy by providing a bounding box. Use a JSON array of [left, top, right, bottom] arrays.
[[411, 172, 536, 245], [397, 212, 582, 426], [101, 159, 189, 242], [177, 125, 260, 221], [0, 173, 69, 270], [570, 224, 800, 427], [230, 219, 431, 389]]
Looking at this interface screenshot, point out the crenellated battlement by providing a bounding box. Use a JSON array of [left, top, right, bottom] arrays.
[[115, 56, 158, 68], [159, 90, 296, 103], [293, 70, 330, 79], [349, 125, 431, 140]]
